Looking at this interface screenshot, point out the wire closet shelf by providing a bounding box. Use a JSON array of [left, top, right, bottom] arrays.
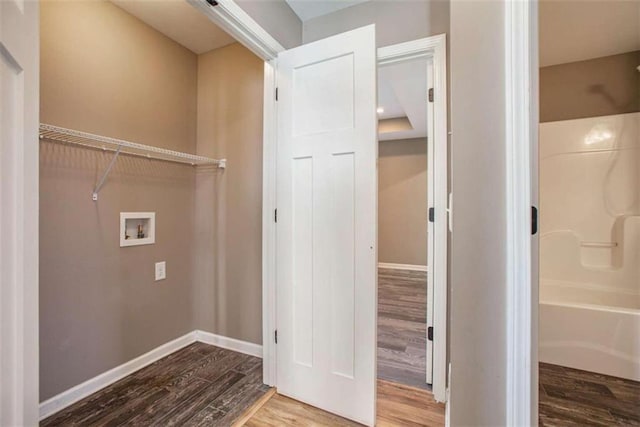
[[39, 123, 226, 201], [39, 124, 226, 168]]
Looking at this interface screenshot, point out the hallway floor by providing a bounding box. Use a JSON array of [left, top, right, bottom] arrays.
[[539, 362, 640, 426], [245, 379, 445, 426], [378, 268, 429, 389]]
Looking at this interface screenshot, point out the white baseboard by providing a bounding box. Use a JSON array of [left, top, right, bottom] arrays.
[[39, 330, 263, 421], [39, 331, 196, 421], [195, 330, 263, 358], [378, 262, 428, 272]]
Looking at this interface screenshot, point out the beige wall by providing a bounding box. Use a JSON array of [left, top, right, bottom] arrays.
[[449, 1, 508, 424], [194, 43, 264, 344], [378, 138, 428, 266], [39, 0, 198, 400], [40, 0, 197, 151], [540, 51, 640, 123], [539, 0, 640, 67]]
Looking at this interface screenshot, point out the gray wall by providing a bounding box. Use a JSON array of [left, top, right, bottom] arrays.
[[378, 138, 428, 266], [302, 0, 449, 47], [40, 0, 197, 400], [540, 50, 640, 123], [195, 43, 264, 344], [449, 0, 507, 424], [236, 0, 302, 48]]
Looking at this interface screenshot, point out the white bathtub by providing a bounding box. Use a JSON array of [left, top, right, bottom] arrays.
[[539, 279, 640, 381]]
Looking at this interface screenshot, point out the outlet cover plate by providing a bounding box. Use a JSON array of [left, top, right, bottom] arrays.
[[155, 261, 166, 281]]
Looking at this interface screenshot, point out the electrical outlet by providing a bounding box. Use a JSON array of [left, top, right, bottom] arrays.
[[155, 261, 166, 281]]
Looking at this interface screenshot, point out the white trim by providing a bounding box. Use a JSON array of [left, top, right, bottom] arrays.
[[378, 34, 449, 404], [505, 0, 538, 426], [0, 1, 40, 424], [261, 59, 278, 387], [186, 0, 284, 61], [38, 331, 263, 421], [39, 331, 196, 420], [195, 330, 263, 358], [377, 35, 447, 66], [377, 263, 428, 272]]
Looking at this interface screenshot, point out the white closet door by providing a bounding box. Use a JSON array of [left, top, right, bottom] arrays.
[[0, 0, 40, 425], [275, 25, 377, 426]]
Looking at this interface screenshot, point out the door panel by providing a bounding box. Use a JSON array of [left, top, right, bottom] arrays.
[[276, 25, 377, 426]]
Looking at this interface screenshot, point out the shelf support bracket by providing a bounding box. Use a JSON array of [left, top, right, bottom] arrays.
[[92, 144, 123, 201]]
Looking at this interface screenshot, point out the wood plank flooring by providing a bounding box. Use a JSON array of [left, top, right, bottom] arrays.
[[243, 379, 445, 426], [376, 380, 445, 426], [244, 394, 359, 426], [42, 342, 270, 426], [378, 268, 429, 389], [539, 362, 640, 426]]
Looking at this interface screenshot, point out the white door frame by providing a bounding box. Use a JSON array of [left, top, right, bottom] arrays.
[[189, 0, 449, 404], [505, 0, 538, 425], [0, 0, 40, 425], [378, 36, 448, 402]]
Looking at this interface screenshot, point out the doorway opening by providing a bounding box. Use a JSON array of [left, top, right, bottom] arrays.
[[373, 38, 449, 408], [376, 57, 431, 390], [537, 1, 640, 425], [259, 32, 449, 425]]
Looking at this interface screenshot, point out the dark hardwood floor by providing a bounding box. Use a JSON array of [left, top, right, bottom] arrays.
[[42, 342, 270, 426], [377, 267, 429, 390], [539, 362, 640, 426]]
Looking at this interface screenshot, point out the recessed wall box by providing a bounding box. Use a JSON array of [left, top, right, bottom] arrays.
[[120, 212, 155, 247]]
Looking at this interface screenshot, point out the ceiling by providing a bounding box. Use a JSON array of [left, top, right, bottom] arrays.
[[285, 0, 371, 21], [539, 0, 640, 67], [110, 0, 235, 54], [377, 58, 428, 141]]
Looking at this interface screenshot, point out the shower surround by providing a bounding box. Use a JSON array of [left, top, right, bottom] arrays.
[[539, 112, 640, 381]]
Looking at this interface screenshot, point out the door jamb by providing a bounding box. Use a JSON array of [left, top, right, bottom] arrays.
[[0, 0, 40, 424], [261, 58, 278, 386], [505, 0, 538, 425], [378, 35, 448, 403]]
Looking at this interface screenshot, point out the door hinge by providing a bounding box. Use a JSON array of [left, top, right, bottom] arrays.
[[275, 87, 279, 101], [427, 326, 433, 341], [274, 208, 278, 223], [428, 207, 435, 222], [532, 206, 538, 235], [274, 330, 278, 344], [428, 88, 434, 103]]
